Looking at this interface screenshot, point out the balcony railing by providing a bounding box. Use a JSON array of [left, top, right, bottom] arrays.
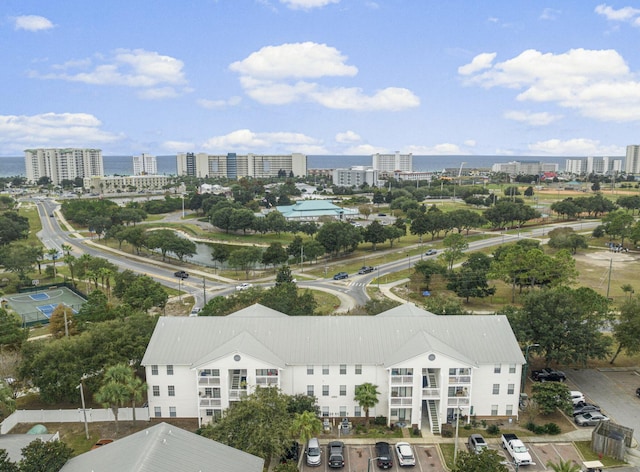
[[421, 388, 440, 398], [199, 398, 222, 407], [448, 375, 471, 384], [198, 377, 221, 386], [256, 377, 278, 386], [390, 397, 413, 406], [447, 397, 470, 407], [390, 375, 413, 384], [229, 389, 248, 401]]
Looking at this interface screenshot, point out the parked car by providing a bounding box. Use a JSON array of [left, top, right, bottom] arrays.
[[531, 367, 566, 382], [174, 270, 189, 279], [280, 441, 300, 464], [189, 307, 200, 317], [306, 438, 322, 466], [636, 387, 640, 397], [358, 266, 375, 274], [573, 403, 601, 417], [467, 434, 488, 454], [236, 282, 253, 291], [570, 390, 585, 405], [395, 442, 415, 467], [374, 442, 393, 469], [425, 249, 437, 256], [333, 272, 349, 280], [575, 412, 610, 426], [327, 441, 345, 468], [378, 213, 387, 217]]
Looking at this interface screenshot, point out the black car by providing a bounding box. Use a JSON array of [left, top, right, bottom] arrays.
[[333, 272, 349, 280], [573, 403, 601, 417], [531, 367, 566, 382], [327, 441, 345, 468], [636, 387, 640, 398], [280, 441, 300, 463], [358, 266, 375, 274], [375, 442, 393, 469], [174, 270, 189, 279]]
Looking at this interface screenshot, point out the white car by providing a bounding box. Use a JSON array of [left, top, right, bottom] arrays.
[[236, 283, 253, 291], [395, 442, 415, 467]]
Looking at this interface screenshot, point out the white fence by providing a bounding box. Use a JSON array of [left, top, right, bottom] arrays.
[[0, 408, 150, 434]]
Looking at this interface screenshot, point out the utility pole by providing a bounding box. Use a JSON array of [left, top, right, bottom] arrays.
[[202, 276, 206, 305]]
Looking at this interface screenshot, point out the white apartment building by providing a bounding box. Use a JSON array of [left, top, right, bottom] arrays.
[[491, 160, 558, 175], [626, 145, 640, 175], [24, 148, 104, 185], [565, 157, 623, 175], [133, 153, 158, 175], [373, 152, 412, 173], [176, 152, 307, 179], [332, 166, 378, 187], [85, 174, 173, 194], [141, 303, 525, 432]]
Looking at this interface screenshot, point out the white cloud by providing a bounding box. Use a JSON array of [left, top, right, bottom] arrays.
[[0, 112, 121, 153], [335, 130, 361, 143], [404, 143, 469, 155], [345, 143, 388, 154], [32, 49, 188, 99], [595, 4, 640, 23], [13, 15, 54, 31], [463, 139, 477, 147], [458, 52, 496, 76], [279, 0, 339, 10], [197, 97, 242, 109], [230, 42, 420, 111], [201, 129, 326, 153], [460, 48, 640, 122], [540, 8, 561, 20], [503, 110, 562, 126], [528, 138, 625, 156], [163, 140, 196, 152]]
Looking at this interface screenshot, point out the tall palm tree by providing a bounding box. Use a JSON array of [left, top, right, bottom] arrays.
[[61, 244, 72, 256], [291, 410, 322, 446], [63, 254, 77, 285], [46, 248, 60, 278], [129, 376, 147, 426], [354, 382, 380, 425], [95, 381, 130, 435], [102, 363, 147, 427], [547, 459, 581, 472]]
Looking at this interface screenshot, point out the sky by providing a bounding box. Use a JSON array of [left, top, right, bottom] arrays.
[[1, 0, 640, 158]]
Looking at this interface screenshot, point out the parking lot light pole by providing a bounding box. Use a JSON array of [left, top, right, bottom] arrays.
[[453, 405, 468, 463], [77, 382, 89, 440], [367, 457, 381, 472], [521, 343, 540, 393]]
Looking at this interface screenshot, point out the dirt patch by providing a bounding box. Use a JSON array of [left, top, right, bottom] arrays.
[[575, 250, 640, 268]]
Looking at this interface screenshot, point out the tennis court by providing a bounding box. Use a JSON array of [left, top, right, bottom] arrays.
[[3, 286, 87, 326]]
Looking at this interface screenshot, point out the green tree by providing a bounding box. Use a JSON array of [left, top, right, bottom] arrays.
[[447, 253, 495, 303], [610, 296, 640, 364], [409, 213, 429, 243], [0, 244, 40, 284], [95, 378, 131, 435], [442, 233, 468, 271], [547, 458, 582, 472], [413, 259, 447, 291], [354, 382, 380, 424], [275, 265, 295, 286], [228, 247, 263, 278], [0, 380, 16, 420], [363, 220, 387, 250], [547, 227, 588, 254], [262, 243, 288, 269], [260, 283, 317, 316], [531, 382, 572, 415], [19, 438, 73, 472], [316, 221, 362, 256], [0, 449, 19, 472], [451, 449, 508, 472], [121, 275, 168, 311], [100, 363, 147, 427], [0, 212, 29, 246], [602, 210, 634, 245], [48, 305, 77, 339], [211, 244, 230, 271], [198, 386, 291, 468], [291, 410, 322, 446], [0, 308, 28, 350]]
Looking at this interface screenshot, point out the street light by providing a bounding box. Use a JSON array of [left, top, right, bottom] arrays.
[[77, 381, 89, 439], [521, 343, 540, 393], [453, 404, 469, 463]]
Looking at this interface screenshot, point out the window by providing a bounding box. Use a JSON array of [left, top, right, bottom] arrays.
[[168, 385, 175, 397], [213, 410, 222, 421], [205, 409, 213, 416], [491, 404, 498, 416], [204, 388, 213, 397], [354, 406, 362, 417], [339, 406, 347, 417], [307, 365, 314, 375], [340, 364, 347, 375], [492, 384, 500, 395], [307, 385, 314, 396], [256, 369, 277, 376], [167, 365, 174, 375], [391, 368, 413, 376], [322, 406, 329, 417], [392, 386, 413, 397], [151, 365, 158, 375], [509, 364, 517, 374], [355, 364, 362, 375], [152, 386, 160, 397], [494, 364, 501, 374], [201, 369, 219, 377], [507, 384, 515, 395], [322, 365, 329, 375], [169, 406, 176, 418], [212, 388, 221, 398], [506, 404, 514, 416], [340, 385, 347, 396], [322, 385, 329, 396], [154, 406, 161, 418]]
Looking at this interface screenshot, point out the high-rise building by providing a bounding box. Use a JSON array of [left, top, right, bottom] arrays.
[[176, 153, 307, 179], [332, 166, 378, 187], [24, 148, 104, 185], [491, 160, 558, 175], [132, 153, 158, 175], [372, 152, 412, 173], [626, 145, 640, 175]]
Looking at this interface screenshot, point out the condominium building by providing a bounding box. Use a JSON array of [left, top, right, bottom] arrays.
[[626, 145, 640, 175], [491, 160, 558, 175], [85, 174, 173, 194], [565, 157, 622, 176], [141, 303, 525, 432], [372, 152, 412, 173], [24, 148, 104, 185], [176, 153, 307, 179], [132, 153, 158, 175], [332, 166, 378, 187]]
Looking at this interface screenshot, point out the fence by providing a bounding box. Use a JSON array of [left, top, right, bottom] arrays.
[[0, 408, 150, 434]]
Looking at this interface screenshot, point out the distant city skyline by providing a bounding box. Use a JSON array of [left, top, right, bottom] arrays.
[[2, 2, 640, 157]]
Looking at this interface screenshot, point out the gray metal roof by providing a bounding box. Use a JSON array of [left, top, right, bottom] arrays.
[[141, 303, 525, 368], [59, 422, 264, 472], [0, 434, 57, 463]]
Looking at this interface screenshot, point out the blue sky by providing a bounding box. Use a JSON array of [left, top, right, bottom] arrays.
[[1, 0, 640, 157]]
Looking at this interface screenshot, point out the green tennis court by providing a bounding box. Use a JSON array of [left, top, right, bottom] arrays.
[[2, 286, 87, 327]]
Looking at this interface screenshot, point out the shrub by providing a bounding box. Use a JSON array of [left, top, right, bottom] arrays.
[[526, 421, 537, 432], [543, 423, 561, 435], [374, 416, 387, 426], [486, 424, 501, 436]]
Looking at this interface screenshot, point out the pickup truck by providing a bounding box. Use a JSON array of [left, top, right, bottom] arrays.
[[327, 441, 345, 468], [501, 434, 532, 466], [531, 367, 566, 382]]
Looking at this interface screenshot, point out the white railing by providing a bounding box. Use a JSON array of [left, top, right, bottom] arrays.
[[421, 388, 440, 397], [447, 397, 470, 406], [199, 398, 222, 407], [255, 377, 278, 386], [228, 390, 248, 401], [390, 398, 413, 406], [198, 377, 220, 385], [390, 375, 413, 384], [448, 376, 471, 384]]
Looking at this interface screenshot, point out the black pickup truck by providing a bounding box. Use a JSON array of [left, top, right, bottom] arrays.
[[327, 441, 345, 468], [531, 367, 566, 382]]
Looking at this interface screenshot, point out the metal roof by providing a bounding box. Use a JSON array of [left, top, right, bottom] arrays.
[[142, 303, 525, 368], [59, 422, 264, 472]]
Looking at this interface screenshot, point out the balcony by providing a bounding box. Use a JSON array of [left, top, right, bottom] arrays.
[[229, 389, 248, 401], [447, 396, 470, 407], [421, 388, 440, 398], [199, 397, 222, 407], [256, 377, 278, 386], [448, 375, 471, 384], [390, 397, 413, 406], [390, 375, 413, 385], [198, 377, 220, 386]]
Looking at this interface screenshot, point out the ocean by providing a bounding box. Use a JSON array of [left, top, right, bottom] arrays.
[[0, 154, 578, 178]]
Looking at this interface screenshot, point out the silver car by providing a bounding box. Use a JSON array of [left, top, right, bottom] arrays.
[[574, 412, 609, 426]]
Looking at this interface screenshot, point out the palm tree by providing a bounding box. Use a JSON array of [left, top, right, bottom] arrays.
[[547, 459, 581, 472], [61, 244, 72, 256], [291, 410, 322, 445], [63, 254, 77, 285], [129, 376, 147, 426], [354, 382, 380, 424], [95, 381, 130, 435], [46, 248, 60, 278], [101, 363, 147, 427]]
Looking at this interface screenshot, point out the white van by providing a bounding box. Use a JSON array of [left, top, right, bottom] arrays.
[[306, 437, 321, 466]]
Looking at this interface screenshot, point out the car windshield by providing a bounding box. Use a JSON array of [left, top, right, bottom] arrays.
[[308, 447, 320, 456], [513, 445, 527, 453]]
